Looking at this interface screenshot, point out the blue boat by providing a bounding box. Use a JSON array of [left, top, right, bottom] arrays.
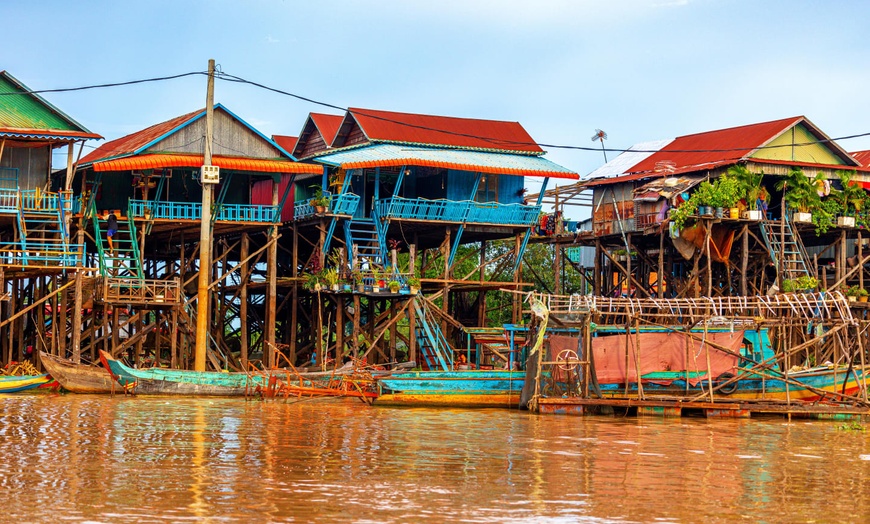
[[374, 370, 525, 407]]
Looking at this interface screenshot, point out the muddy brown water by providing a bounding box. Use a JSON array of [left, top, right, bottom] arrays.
[[0, 393, 868, 523]]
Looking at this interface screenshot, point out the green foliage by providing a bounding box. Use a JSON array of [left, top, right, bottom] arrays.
[[783, 276, 818, 293], [670, 199, 697, 231], [847, 285, 862, 297], [309, 185, 329, 208], [837, 421, 865, 431], [707, 175, 742, 208], [322, 268, 339, 287], [775, 167, 824, 214], [836, 170, 865, 216], [728, 165, 765, 210], [813, 197, 841, 235]]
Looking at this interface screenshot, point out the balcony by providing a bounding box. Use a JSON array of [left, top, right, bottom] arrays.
[[375, 198, 541, 226], [0, 241, 85, 267], [102, 277, 182, 306], [129, 200, 278, 223], [294, 192, 361, 220], [0, 189, 74, 214]]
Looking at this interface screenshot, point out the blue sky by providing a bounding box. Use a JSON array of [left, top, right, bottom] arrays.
[[5, 0, 870, 197]]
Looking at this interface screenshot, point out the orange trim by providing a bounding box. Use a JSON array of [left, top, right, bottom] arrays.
[[92, 154, 321, 174], [339, 158, 578, 180]]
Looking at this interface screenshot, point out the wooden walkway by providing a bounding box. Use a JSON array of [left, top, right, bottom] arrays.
[[537, 397, 870, 420]]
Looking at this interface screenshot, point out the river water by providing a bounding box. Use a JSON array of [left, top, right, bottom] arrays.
[[0, 393, 868, 523]]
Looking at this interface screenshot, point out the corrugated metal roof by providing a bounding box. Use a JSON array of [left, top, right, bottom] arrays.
[[0, 71, 101, 140], [92, 154, 322, 175], [627, 117, 804, 175], [310, 113, 343, 144], [345, 108, 544, 154], [272, 135, 298, 153], [312, 143, 577, 179], [78, 108, 204, 165], [852, 150, 870, 166], [583, 139, 673, 180], [634, 175, 706, 200]]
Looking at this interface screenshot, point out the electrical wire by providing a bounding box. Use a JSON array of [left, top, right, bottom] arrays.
[[7, 69, 870, 157]]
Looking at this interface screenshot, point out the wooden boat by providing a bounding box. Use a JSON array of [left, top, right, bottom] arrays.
[[550, 327, 867, 403], [374, 370, 526, 407], [0, 373, 52, 393], [98, 350, 387, 396], [39, 351, 120, 394]]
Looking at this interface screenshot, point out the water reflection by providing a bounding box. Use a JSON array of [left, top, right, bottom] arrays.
[[0, 394, 867, 522]]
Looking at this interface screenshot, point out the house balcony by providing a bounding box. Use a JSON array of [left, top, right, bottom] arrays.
[[129, 200, 278, 223], [375, 197, 541, 227], [294, 192, 361, 220], [0, 189, 74, 214], [0, 241, 85, 268]]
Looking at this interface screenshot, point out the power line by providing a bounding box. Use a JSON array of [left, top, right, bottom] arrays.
[[0, 71, 207, 96], [8, 70, 870, 157]]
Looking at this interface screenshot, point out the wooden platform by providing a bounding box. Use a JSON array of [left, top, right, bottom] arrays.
[[536, 397, 870, 420]]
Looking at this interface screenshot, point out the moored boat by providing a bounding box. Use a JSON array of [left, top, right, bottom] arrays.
[[39, 351, 120, 394], [374, 370, 525, 407], [0, 373, 52, 393]]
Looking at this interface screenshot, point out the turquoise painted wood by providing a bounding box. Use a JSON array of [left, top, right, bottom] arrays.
[[129, 200, 278, 223], [375, 197, 540, 226], [377, 371, 526, 395]]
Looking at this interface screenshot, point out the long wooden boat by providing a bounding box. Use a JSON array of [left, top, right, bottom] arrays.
[[39, 351, 121, 394], [98, 350, 383, 396], [374, 370, 526, 407], [0, 373, 52, 393]]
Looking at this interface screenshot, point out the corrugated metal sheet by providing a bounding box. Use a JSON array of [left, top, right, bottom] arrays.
[[0, 72, 101, 139], [92, 154, 322, 175], [271, 135, 297, 153], [851, 150, 870, 166], [583, 139, 673, 181], [628, 117, 803, 175], [345, 107, 544, 154], [78, 108, 204, 165], [312, 144, 577, 179], [311, 113, 343, 144]]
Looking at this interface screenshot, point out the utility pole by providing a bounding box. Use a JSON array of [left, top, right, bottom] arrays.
[[194, 59, 216, 371]]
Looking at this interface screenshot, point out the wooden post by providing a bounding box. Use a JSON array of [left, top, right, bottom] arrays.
[[290, 225, 298, 364], [860, 231, 864, 290], [336, 296, 345, 362], [239, 233, 249, 369], [593, 240, 602, 296], [658, 228, 665, 299], [194, 58, 215, 372], [266, 181, 279, 368], [170, 308, 178, 368], [409, 242, 417, 365], [741, 224, 748, 296]]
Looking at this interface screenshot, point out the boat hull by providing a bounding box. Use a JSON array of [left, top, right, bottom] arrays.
[[39, 351, 120, 394], [0, 374, 51, 393], [374, 371, 525, 408], [598, 367, 866, 402]]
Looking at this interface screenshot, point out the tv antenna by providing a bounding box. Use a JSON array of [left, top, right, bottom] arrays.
[[591, 129, 608, 163]]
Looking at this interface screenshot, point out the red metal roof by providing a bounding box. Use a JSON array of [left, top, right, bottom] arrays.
[[627, 116, 803, 175], [91, 154, 322, 174], [344, 107, 544, 154], [272, 135, 297, 153], [310, 113, 343, 144], [78, 108, 204, 165], [852, 150, 870, 166]]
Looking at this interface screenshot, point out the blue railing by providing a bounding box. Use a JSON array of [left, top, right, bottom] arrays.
[[0, 189, 75, 214], [0, 241, 85, 267], [330, 193, 360, 216], [294, 191, 361, 220], [376, 198, 541, 226], [129, 200, 278, 223]]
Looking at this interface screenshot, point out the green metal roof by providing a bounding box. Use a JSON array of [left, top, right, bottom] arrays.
[[0, 71, 100, 139]]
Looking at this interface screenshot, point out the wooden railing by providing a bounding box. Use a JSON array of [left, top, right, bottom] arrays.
[[376, 197, 540, 226], [102, 277, 182, 305], [0, 241, 85, 267], [129, 200, 278, 223]]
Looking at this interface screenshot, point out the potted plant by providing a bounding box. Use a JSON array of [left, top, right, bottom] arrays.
[[776, 167, 824, 224], [302, 272, 321, 292], [352, 270, 365, 293], [794, 275, 818, 292], [729, 165, 765, 220], [781, 279, 796, 293], [846, 285, 861, 302], [320, 268, 339, 291], [388, 279, 401, 293], [859, 288, 869, 303], [613, 249, 628, 262], [371, 267, 382, 292], [309, 186, 329, 213], [407, 275, 420, 294], [836, 170, 864, 228]]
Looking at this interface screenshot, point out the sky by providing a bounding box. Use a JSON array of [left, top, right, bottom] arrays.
[[5, 0, 870, 200]]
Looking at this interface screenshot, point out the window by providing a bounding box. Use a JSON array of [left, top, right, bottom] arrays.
[[475, 174, 498, 202]]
